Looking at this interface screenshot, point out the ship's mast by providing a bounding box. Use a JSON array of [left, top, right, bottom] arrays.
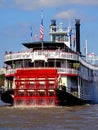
[[85, 40, 88, 60]]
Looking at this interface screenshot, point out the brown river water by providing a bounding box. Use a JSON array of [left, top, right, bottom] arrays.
[[0, 101, 98, 130]]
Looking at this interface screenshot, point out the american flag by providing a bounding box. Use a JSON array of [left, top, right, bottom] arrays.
[[40, 17, 44, 41]]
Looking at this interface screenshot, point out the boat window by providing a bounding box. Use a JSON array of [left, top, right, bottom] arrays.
[[56, 61, 61, 67], [48, 61, 54, 67], [35, 61, 44, 67], [29, 62, 34, 67]]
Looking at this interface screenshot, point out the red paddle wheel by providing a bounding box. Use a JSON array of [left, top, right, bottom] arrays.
[[14, 68, 58, 107]]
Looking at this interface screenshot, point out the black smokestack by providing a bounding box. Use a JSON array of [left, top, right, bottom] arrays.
[[75, 19, 81, 54]]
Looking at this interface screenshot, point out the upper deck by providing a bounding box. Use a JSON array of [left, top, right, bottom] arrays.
[[4, 49, 98, 70], [4, 42, 76, 62], [4, 49, 78, 63]]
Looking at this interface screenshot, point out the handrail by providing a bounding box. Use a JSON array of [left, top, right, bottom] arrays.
[[57, 68, 78, 75], [0, 68, 6, 75], [79, 56, 98, 70], [5, 67, 78, 76], [5, 67, 93, 81], [4, 52, 31, 61], [4, 50, 79, 62], [5, 69, 16, 75]]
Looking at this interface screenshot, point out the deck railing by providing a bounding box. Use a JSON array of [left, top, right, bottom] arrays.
[[5, 67, 93, 81], [5, 67, 78, 76], [0, 68, 6, 75], [5, 69, 16, 76], [4, 50, 79, 62], [57, 68, 78, 75], [4, 52, 31, 61], [79, 56, 98, 70]]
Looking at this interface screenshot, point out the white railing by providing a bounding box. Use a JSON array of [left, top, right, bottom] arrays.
[[48, 51, 79, 60], [79, 56, 98, 70], [3, 67, 94, 81], [4, 50, 79, 62], [0, 68, 6, 75], [4, 52, 32, 61], [57, 68, 78, 75], [5, 69, 16, 75], [4, 67, 78, 76]]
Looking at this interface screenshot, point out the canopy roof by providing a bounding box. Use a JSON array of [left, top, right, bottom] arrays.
[[23, 41, 73, 52]]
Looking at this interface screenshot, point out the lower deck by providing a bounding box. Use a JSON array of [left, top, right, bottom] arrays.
[[1, 67, 95, 106]]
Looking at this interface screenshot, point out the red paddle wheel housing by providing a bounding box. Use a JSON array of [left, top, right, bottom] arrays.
[[14, 68, 58, 106]]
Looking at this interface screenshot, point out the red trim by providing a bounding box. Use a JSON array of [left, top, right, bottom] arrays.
[[5, 74, 15, 77]]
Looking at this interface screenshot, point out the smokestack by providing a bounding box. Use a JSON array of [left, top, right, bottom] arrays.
[[75, 19, 81, 54]]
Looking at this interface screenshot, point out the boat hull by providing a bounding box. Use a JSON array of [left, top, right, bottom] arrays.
[[1, 88, 92, 106], [1, 89, 14, 105], [56, 88, 91, 106]]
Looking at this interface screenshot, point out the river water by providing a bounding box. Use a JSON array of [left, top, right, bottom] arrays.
[[0, 101, 98, 130]]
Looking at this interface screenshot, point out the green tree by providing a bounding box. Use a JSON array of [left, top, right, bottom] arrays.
[[0, 74, 5, 87]]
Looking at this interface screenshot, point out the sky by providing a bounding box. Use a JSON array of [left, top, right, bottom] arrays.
[[0, 0, 98, 67]]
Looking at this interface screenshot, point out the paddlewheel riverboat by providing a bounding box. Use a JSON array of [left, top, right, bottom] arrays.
[[1, 19, 98, 106]]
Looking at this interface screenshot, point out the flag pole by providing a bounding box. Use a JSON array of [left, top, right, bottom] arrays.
[[30, 26, 33, 42], [85, 40, 88, 60]]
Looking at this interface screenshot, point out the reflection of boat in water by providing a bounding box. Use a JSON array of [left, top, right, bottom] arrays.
[[1, 19, 98, 106]]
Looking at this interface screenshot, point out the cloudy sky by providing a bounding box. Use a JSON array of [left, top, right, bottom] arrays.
[[0, 0, 98, 67]]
